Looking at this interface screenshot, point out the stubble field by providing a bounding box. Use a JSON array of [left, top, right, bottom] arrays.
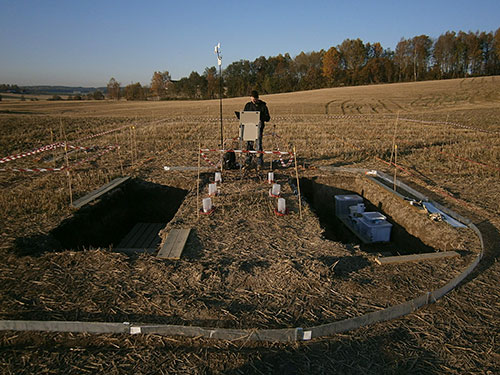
[[0, 76, 499, 374]]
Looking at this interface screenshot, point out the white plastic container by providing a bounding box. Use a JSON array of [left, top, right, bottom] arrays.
[[278, 198, 286, 214], [270, 183, 281, 196], [358, 212, 392, 242], [268, 172, 274, 183], [202, 197, 212, 213], [334, 194, 364, 217], [208, 183, 217, 196], [215, 172, 222, 183], [349, 203, 366, 217]]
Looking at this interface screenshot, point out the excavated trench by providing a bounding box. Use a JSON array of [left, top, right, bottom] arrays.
[[300, 177, 439, 255], [42, 179, 187, 254]]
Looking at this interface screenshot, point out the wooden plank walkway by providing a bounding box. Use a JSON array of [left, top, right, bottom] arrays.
[[375, 251, 460, 265], [72, 176, 130, 208], [157, 228, 191, 259], [114, 222, 165, 255]]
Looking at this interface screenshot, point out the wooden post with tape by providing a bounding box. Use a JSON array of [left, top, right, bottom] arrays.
[[60, 118, 73, 206]]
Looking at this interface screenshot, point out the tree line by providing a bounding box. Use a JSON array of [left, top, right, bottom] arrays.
[[108, 28, 499, 101], [0, 84, 23, 93], [4, 28, 498, 101]]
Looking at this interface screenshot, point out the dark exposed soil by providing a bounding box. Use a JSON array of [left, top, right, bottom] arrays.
[[13, 179, 188, 255]]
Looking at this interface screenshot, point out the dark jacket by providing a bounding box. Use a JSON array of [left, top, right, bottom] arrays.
[[244, 99, 270, 124]]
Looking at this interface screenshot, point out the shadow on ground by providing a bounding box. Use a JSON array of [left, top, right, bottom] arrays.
[[12, 178, 188, 256]]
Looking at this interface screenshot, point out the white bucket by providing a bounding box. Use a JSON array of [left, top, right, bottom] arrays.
[[268, 172, 274, 183], [202, 197, 212, 213], [215, 172, 222, 183], [271, 183, 281, 196], [278, 198, 286, 214], [208, 183, 217, 196]]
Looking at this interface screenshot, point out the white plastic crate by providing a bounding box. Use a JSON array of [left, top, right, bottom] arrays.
[[358, 212, 392, 242], [334, 194, 364, 217]]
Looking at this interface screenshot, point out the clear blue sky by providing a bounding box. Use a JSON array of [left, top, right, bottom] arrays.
[[0, 0, 498, 87]]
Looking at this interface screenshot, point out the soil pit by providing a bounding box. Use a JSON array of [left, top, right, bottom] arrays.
[[299, 172, 479, 256], [300, 177, 435, 255], [15, 179, 188, 255]]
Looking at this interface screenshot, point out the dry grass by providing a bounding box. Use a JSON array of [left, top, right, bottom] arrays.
[[0, 76, 499, 374]]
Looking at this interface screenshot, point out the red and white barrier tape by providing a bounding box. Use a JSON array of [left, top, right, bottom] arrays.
[[74, 125, 130, 143], [204, 114, 373, 121], [279, 153, 294, 167], [67, 144, 91, 151], [200, 148, 293, 156], [399, 118, 500, 135], [0, 145, 118, 173], [436, 149, 500, 172], [0, 166, 66, 173], [199, 151, 220, 168], [1, 122, 130, 164], [375, 157, 416, 177], [199, 148, 294, 168], [1, 142, 91, 164], [1, 142, 63, 163]]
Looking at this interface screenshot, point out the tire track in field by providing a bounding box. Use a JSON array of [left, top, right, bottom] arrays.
[[410, 95, 421, 107], [368, 102, 379, 113], [389, 99, 406, 112], [324, 100, 336, 115], [341, 101, 366, 114], [378, 100, 393, 113], [341, 100, 348, 115]]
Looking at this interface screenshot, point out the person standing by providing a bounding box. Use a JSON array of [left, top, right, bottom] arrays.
[[244, 90, 270, 168]]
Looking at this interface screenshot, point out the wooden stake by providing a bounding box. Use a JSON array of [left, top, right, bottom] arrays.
[[389, 111, 399, 166], [393, 144, 398, 192], [60, 119, 73, 206], [115, 133, 124, 175], [293, 146, 302, 219], [129, 126, 134, 165], [49, 127, 55, 168], [197, 143, 201, 219], [134, 125, 138, 162], [133, 117, 139, 162], [152, 120, 157, 153], [270, 124, 276, 171]]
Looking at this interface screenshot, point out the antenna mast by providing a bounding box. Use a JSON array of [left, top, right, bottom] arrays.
[[215, 43, 223, 148]]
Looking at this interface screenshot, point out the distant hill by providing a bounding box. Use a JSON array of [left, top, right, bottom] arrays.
[[19, 86, 107, 95], [1, 85, 106, 95]]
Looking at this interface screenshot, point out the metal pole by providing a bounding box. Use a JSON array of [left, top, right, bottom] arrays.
[[219, 63, 224, 174], [215, 43, 223, 149], [219, 63, 223, 149]]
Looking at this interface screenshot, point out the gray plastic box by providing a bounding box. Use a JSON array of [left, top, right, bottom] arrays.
[[358, 212, 392, 242], [334, 194, 364, 217]]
